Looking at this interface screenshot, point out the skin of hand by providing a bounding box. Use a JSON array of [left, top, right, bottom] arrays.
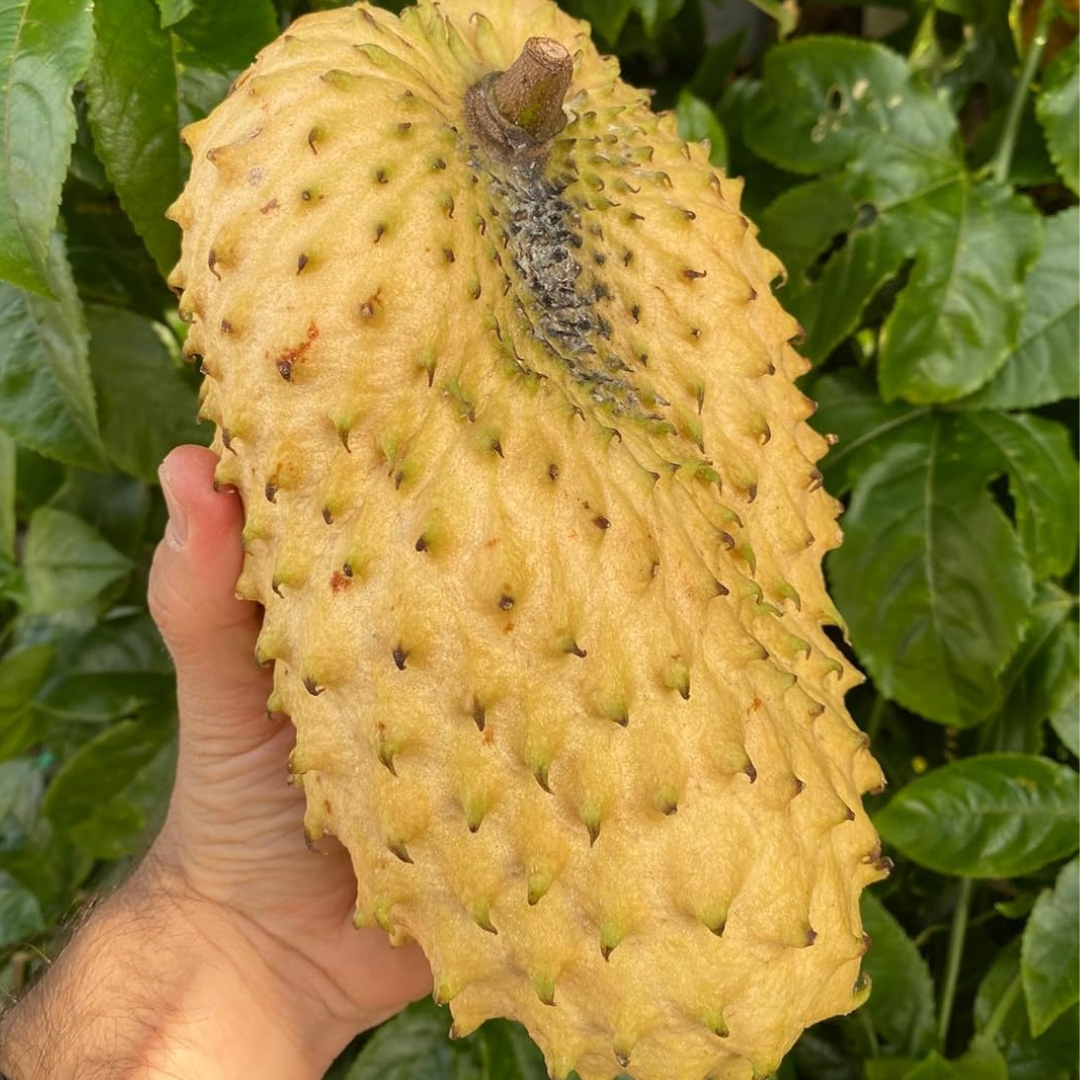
[[0, 444, 432, 1080]]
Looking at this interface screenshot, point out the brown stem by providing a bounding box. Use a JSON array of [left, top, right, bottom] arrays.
[[463, 37, 572, 162], [492, 37, 572, 142]]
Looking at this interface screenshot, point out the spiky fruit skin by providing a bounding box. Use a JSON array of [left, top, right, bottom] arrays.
[[167, 3, 888, 1078]]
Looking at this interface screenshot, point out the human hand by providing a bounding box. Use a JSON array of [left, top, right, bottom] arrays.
[[145, 444, 433, 1056], [0, 445, 432, 1080]]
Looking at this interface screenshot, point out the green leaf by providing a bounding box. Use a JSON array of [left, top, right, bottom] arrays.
[[717, 90, 797, 223], [1022, 857, 1079, 1037], [875, 753, 1080, 877], [761, 177, 854, 289], [860, 892, 937, 1056], [1050, 687, 1079, 756], [49, 469, 150, 558], [172, 0, 280, 73], [866, 1062, 919, 1080], [956, 412, 1079, 581], [745, 37, 960, 184], [792, 1029, 864, 1080], [51, 610, 173, 677], [675, 90, 727, 168], [1036, 40, 1078, 195], [85, 0, 182, 279], [0, 759, 42, 850], [177, 64, 232, 127], [475, 1021, 548, 1079], [155, 0, 194, 27], [953, 1035, 1008, 1080], [0, 645, 54, 717], [747, 40, 1041, 390], [0, 0, 94, 293], [687, 33, 744, 104], [42, 717, 175, 860], [87, 305, 205, 482], [899, 1053, 963, 1080], [21, 508, 132, 614], [810, 369, 930, 496], [573, 0, 633, 44], [0, 428, 13, 559], [956, 207, 1079, 409], [996, 893, 1037, 919], [0, 233, 106, 469], [878, 180, 1043, 403], [829, 416, 1034, 726], [742, 0, 797, 38], [981, 585, 1079, 754], [975, 940, 1079, 1080], [0, 704, 37, 763], [63, 176, 174, 315], [346, 999, 454, 1079], [761, 180, 909, 363], [36, 672, 175, 723], [0, 877, 45, 948]]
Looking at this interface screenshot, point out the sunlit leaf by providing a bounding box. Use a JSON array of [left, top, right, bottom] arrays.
[[42, 717, 175, 859], [0, 0, 94, 293], [957, 207, 1079, 409], [0, 234, 106, 469], [829, 416, 1033, 726], [955, 412, 1079, 581], [1036, 39, 1078, 195], [21, 508, 132, 614], [1022, 857, 1079, 1037], [875, 754, 1080, 877], [85, 0, 182, 277]]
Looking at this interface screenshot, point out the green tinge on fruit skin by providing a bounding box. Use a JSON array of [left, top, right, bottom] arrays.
[[165, 2, 889, 1078]]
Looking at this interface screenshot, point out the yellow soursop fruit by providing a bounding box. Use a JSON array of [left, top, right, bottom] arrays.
[[166, 3, 890, 1077]]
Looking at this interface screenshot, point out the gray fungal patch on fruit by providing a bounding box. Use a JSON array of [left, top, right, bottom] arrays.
[[475, 157, 655, 420]]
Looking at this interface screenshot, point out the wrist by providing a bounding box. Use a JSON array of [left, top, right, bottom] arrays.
[[0, 858, 351, 1080]]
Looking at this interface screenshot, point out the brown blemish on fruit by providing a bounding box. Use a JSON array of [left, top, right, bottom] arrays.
[[359, 288, 384, 320], [330, 570, 352, 592], [273, 321, 319, 381]]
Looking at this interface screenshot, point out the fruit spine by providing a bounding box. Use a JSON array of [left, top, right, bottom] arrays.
[[166, 2, 890, 1078]]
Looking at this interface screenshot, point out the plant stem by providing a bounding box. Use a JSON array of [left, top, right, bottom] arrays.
[[937, 876, 975, 1047], [991, 0, 1056, 184], [492, 37, 573, 141], [982, 972, 1022, 1042], [859, 1006, 881, 1058], [866, 693, 888, 744]]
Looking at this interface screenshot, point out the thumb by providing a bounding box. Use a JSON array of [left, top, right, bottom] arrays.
[[149, 445, 274, 750]]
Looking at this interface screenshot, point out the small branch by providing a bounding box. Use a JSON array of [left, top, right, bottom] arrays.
[[991, 0, 1057, 184], [858, 1006, 881, 1059], [866, 693, 888, 744], [982, 972, 1022, 1042], [937, 877, 975, 1048]]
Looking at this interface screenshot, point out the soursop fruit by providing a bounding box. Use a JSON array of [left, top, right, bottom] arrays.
[[166, 2, 890, 1077]]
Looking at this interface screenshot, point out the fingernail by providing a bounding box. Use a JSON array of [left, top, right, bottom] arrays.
[[159, 466, 189, 550]]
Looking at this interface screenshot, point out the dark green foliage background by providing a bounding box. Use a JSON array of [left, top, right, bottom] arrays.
[[0, 0, 1077, 1077]]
